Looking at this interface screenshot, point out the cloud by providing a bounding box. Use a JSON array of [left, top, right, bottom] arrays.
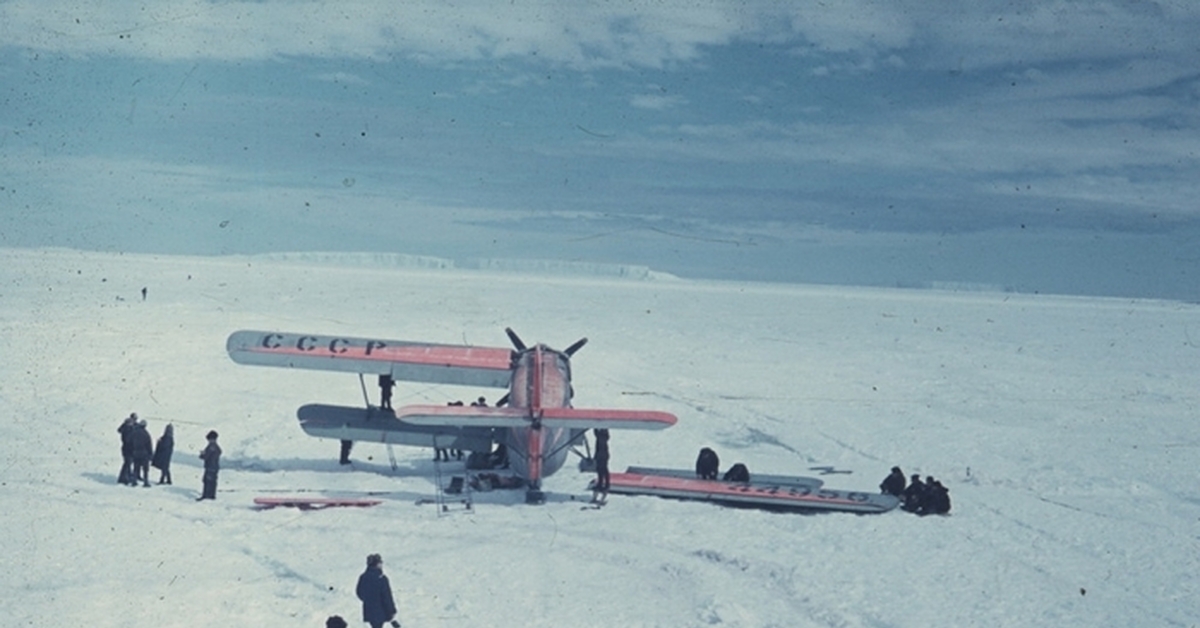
[[630, 90, 686, 111], [0, 1, 763, 68]]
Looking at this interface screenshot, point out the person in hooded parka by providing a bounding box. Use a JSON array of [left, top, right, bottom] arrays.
[[130, 419, 154, 488], [879, 466, 906, 496], [151, 423, 175, 485], [695, 447, 720, 480]]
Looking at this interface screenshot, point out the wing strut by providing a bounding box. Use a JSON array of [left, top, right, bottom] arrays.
[[358, 373, 371, 408]]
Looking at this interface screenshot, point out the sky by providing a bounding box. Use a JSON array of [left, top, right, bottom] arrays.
[[2, 1, 1199, 300], [3, 248, 1198, 626]]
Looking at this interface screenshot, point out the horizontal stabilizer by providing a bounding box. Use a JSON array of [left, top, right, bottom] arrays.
[[395, 404, 532, 428], [539, 407, 677, 430], [227, 330, 513, 388], [394, 405, 677, 431]]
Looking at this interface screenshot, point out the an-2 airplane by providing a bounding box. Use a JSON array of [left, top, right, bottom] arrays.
[[225, 328, 677, 503]]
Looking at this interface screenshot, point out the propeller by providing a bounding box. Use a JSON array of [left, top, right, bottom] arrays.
[[564, 336, 588, 356], [504, 327, 527, 352]]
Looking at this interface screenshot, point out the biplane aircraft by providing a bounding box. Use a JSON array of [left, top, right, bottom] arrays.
[[225, 328, 677, 503]]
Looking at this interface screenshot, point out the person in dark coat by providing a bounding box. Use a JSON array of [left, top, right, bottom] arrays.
[[902, 474, 926, 513], [879, 466, 906, 497], [591, 428, 611, 503], [695, 447, 719, 480], [356, 553, 398, 628], [378, 374, 395, 410], [326, 616, 348, 628], [920, 477, 951, 515], [118, 413, 137, 485], [151, 424, 175, 485], [197, 430, 221, 501], [723, 462, 750, 483], [130, 419, 155, 488]]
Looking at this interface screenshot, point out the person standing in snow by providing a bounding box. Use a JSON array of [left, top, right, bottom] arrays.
[[117, 413, 137, 485], [356, 553, 398, 628], [592, 428, 611, 503], [130, 418, 154, 487], [151, 423, 175, 485], [197, 430, 221, 501]]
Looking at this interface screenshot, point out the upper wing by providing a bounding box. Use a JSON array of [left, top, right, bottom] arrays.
[[396, 404, 677, 430], [226, 330, 513, 388]]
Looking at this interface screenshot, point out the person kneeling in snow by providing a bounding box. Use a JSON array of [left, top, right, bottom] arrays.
[[879, 466, 906, 496]]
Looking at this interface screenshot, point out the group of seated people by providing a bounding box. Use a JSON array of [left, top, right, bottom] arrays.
[[879, 466, 951, 515]]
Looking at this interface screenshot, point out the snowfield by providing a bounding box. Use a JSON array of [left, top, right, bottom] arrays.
[[2, 247, 1197, 627]]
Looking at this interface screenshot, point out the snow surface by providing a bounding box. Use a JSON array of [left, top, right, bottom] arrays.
[[2, 247, 1198, 627]]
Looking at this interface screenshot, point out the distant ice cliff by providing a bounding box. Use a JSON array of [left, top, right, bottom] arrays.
[[249, 251, 678, 281]]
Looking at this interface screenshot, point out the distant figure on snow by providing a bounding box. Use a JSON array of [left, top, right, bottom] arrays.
[[592, 428, 611, 503], [118, 413, 138, 485], [880, 466, 906, 497], [695, 447, 719, 480], [325, 615, 348, 628], [356, 553, 398, 628], [197, 430, 221, 501], [130, 418, 154, 488], [340, 439, 354, 465], [140, 286, 147, 301], [723, 462, 750, 483], [151, 423, 175, 485]]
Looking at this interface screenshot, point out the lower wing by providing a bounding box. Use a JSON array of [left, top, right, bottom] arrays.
[[396, 404, 676, 430]]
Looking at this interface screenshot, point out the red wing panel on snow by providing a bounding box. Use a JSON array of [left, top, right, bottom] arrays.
[[253, 496, 382, 510], [226, 330, 513, 388], [539, 407, 677, 430]]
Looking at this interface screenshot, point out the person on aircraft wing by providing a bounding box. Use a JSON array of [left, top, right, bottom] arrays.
[[723, 462, 750, 483], [130, 418, 154, 488], [880, 466, 906, 496], [197, 430, 221, 501], [695, 447, 719, 480], [356, 553, 399, 628], [378, 374, 394, 410], [340, 439, 353, 465], [592, 428, 611, 503], [151, 423, 174, 485]]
